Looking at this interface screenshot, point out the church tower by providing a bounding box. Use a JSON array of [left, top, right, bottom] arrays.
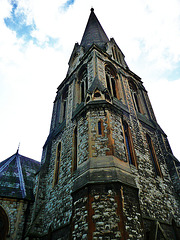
[[27, 9, 180, 239]]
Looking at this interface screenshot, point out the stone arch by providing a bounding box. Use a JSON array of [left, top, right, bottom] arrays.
[[104, 61, 117, 75], [105, 63, 118, 98], [0, 206, 9, 240], [78, 64, 87, 79], [128, 79, 143, 113], [77, 64, 88, 102]]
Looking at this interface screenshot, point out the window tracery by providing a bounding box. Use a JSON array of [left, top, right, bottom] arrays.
[[129, 81, 142, 113], [105, 66, 117, 98]]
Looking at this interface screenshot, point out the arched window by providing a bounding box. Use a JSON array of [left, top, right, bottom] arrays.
[[72, 127, 77, 173], [61, 87, 68, 122], [98, 120, 104, 136], [0, 206, 9, 240], [53, 142, 62, 186], [79, 68, 88, 102], [129, 81, 142, 113], [105, 66, 117, 98], [146, 134, 162, 177], [123, 121, 137, 167], [112, 46, 122, 64]]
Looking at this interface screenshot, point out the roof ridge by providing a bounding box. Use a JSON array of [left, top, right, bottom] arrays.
[[0, 154, 16, 173], [16, 154, 26, 198]]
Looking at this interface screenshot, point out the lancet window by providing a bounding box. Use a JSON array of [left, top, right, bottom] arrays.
[[72, 126, 77, 173], [146, 134, 162, 177], [61, 87, 68, 122], [98, 120, 104, 136], [129, 81, 142, 113], [105, 66, 117, 98], [112, 46, 122, 65], [123, 121, 137, 167], [53, 142, 62, 186], [79, 68, 88, 102]]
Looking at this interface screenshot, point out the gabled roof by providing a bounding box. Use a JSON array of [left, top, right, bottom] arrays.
[[80, 8, 109, 51], [88, 75, 106, 94], [0, 151, 40, 200]]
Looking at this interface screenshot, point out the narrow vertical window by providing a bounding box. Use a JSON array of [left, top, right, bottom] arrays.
[[79, 68, 87, 103], [123, 121, 137, 167], [53, 142, 61, 186], [146, 134, 162, 177], [61, 87, 68, 122], [98, 120, 103, 135], [72, 127, 77, 173], [134, 92, 141, 113], [111, 78, 117, 98], [81, 81, 85, 102], [106, 73, 111, 94], [129, 81, 142, 113], [63, 100, 66, 120], [112, 47, 116, 60], [105, 66, 118, 98]]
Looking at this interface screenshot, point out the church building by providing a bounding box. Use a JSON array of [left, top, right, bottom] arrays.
[[1, 8, 180, 240]]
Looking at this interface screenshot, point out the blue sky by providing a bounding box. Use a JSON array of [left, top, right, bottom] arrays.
[[4, 0, 60, 47], [0, 0, 180, 161], [4, 1, 34, 40]]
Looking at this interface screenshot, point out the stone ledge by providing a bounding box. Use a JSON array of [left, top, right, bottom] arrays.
[[72, 156, 137, 193]]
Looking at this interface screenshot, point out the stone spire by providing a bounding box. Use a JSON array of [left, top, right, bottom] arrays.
[[80, 8, 109, 51]]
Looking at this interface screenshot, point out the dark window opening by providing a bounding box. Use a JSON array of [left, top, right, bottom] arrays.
[[94, 92, 101, 98], [98, 121, 102, 135], [54, 142, 61, 186], [72, 127, 77, 172], [129, 81, 142, 113], [62, 100, 66, 121], [146, 134, 161, 177], [111, 78, 117, 98], [62, 87, 68, 122], [0, 206, 9, 240], [105, 66, 117, 98], [106, 74, 111, 94], [81, 81, 85, 102], [86, 96, 90, 102], [134, 93, 141, 112], [79, 68, 88, 103], [123, 121, 136, 167]]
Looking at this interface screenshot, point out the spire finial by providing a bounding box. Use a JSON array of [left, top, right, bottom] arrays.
[[91, 7, 94, 12], [16, 142, 20, 154]]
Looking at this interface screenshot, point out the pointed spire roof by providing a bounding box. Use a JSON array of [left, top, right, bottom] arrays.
[[0, 152, 40, 200], [80, 8, 109, 51]]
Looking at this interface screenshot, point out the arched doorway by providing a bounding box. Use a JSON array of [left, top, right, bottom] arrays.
[[0, 206, 9, 240]]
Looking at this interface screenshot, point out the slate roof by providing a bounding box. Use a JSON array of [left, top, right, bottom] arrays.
[[88, 75, 106, 94], [0, 151, 40, 201], [80, 8, 109, 51]]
